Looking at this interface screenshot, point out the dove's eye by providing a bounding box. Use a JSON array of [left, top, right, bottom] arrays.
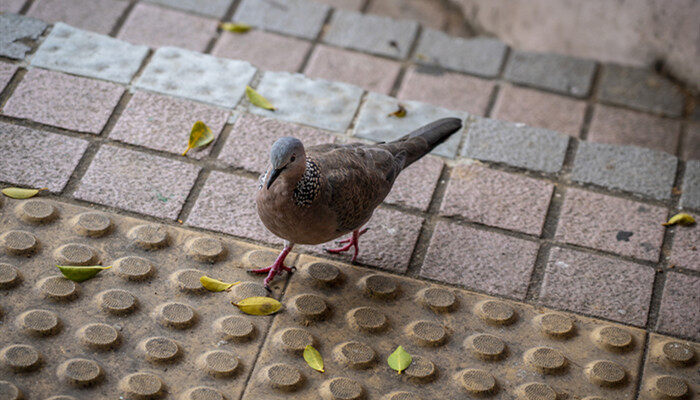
[[291, 155, 296, 162]]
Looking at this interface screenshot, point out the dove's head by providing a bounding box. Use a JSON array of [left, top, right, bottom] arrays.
[[265, 137, 306, 189]]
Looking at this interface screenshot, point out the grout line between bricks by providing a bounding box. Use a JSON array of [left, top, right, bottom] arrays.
[[18, 0, 33, 14], [203, 0, 243, 54], [296, 4, 334, 74], [108, 0, 138, 38], [176, 168, 210, 224]]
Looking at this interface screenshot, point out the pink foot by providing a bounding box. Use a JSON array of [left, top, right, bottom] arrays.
[[325, 228, 368, 263], [247, 246, 294, 290]]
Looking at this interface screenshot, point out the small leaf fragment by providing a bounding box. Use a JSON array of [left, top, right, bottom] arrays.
[[57, 265, 111, 282], [233, 296, 282, 315], [662, 213, 696, 226], [200, 276, 240, 292], [387, 345, 412, 374], [220, 22, 251, 33], [246, 86, 275, 111], [182, 121, 214, 156], [303, 345, 324, 373], [2, 187, 45, 199], [388, 104, 407, 118]]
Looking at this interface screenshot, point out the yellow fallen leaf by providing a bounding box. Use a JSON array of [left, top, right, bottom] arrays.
[[387, 345, 412, 374], [303, 345, 324, 373], [182, 121, 214, 156], [2, 187, 46, 199], [246, 86, 275, 111], [233, 296, 282, 315], [200, 276, 239, 292], [662, 213, 695, 226], [57, 265, 111, 282], [388, 104, 407, 118], [220, 22, 251, 33]]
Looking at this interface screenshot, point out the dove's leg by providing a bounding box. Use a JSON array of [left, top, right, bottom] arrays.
[[248, 241, 295, 290], [325, 228, 368, 262]]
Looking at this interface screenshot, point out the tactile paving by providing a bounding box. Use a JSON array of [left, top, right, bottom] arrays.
[[638, 334, 699, 400]]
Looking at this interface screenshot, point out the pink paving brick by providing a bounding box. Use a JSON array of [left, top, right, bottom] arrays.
[[420, 220, 539, 299], [1, 0, 27, 13], [26, 0, 128, 35], [117, 3, 218, 52], [555, 188, 667, 261], [491, 84, 586, 137], [656, 272, 700, 340], [110, 91, 229, 159], [587, 104, 681, 155], [2, 68, 124, 134], [211, 30, 311, 73], [397, 65, 494, 115], [218, 113, 335, 174], [681, 123, 699, 161], [0, 62, 17, 92], [669, 213, 699, 272], [539, 247, 655, 326], [304, 45, 401, 94], [384, 155, 443, 211], [440, 163, 554, 236], [367, 0, 446, 30]]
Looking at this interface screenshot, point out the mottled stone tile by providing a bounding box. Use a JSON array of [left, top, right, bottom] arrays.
[[367, 0, 446, 30], [0, 62, 18, 92], [232, 0, 329, 40], [27, 0, 128, 35], [0, 0, 27, 13], [0, 13, 47, 59], [414, 29, 506, 77], [669, 213, 699, 272], [503, 50, 596, 97], [384, 156, 443, 212], [212, 30, 311, 73], [313, 0, 362, 10], [656, 272, 700, 340], [145, 0, 233, 18], [682, 123, 700, 161], [680, 160, 700, 211]]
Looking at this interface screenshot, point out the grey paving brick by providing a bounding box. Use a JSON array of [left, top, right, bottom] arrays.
[[354, 92, 466, 158], [249, 71, 363, 132], [232, 0, 329, 40], [0, 122, 88, 192], [461, 116, 569, 173], [323, 9, 419, 59], [414, 29, 507, 77], [598, 64, 685, 117], [146, 0, 233, 18], [134, 47, 256, 108], [31, 23, 148, 84], [503, 50, 596, 97], [0, 13, 47, 60], [74, 145, 200, 219], [572, 141, 677, 200], [680, 160, 700, 210]]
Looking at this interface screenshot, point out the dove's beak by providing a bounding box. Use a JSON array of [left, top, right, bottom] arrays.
[[266, 167, 284, 189]]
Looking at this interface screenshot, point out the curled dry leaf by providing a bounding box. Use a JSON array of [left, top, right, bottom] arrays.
[[57, 265, 111, 282], [233, 296, 282, 315], [220, 22, 251, 33], [662, 213, 695, 226], [182, 121, 214, 156], [303, 345, 324, 373], [387, 345, 412, 374], [200, 276, 240, 292], [388, 104, 407, 118], [246, 86, 275, 111], [2, 187, 46, 199]]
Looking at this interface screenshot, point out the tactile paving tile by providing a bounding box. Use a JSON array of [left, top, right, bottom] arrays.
[[638, 334, 699, 400], [244, 254, 648, 400], [0, 197, 294, 399]]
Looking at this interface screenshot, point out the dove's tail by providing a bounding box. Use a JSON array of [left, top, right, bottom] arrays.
[[384, 117, 463, 170]]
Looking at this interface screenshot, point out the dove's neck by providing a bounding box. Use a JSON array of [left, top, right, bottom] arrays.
[[292, 158, 321, 208]]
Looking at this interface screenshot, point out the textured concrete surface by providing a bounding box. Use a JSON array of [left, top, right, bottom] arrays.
[[421, 220, 539, 299], [639, 334, 700, 400], [0, 13, 47, 59], [0, 122, 88, 192], [324, 9, 418, 59], [109, 90, 230, 159], [462, 116, 569, 173], [212, 30, 311, 73], [503, 50, 596, 97], [3, 68, 124, 134], [367, 0, 447, 30], [304, 45, 401, 94], [314, 0, 363, 10], [32, 23, 149, 84], [384, 155, 443, 211], [572, 141, 677, 200], [669, 213, 699, 272], [441, 163, 554, 235], [26, 0, 129, 35], [397, 65, 495, 115], [0, 0, 26, 13], [248, 71, 363, 132], [74, 145, 200, 219], [232, 0, 330, 40], [414, 29, 506, 77], [0, 62, 17, 92], [556, 188, 666, 261], [681, 123, 700, 161], [679, 160, 700, 210], [135, 47, 256, 108], [354, 92, 466, 158], [145, 0, 233, 18], [655, 272, 700, 340], [539, 247, 655, 326]]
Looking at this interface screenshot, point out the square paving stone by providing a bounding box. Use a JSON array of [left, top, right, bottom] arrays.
[[74, 145, 200, 219], [461, 116, 569, 173], [421, 220, 539, 299], [680, 160, 700, 211], [504, 50, 596, 98], [397, 65, 495, 115], [31, 23, 148, 84], [414, 29, 507, 78], [212, 29, 311, 73], [186, 171, 279, 244], [0, 122, 88, 192], [384, 155, 443, 211], [232, 0, 330, 40], [669, 212, 699, 272], [655, 272, 700, 340], [353, 92, 466, 158], [539, 247, 655, 327], [0, 13, 47, 59], [0, 62, 17, 92], [0, 0, 26, 13], [598, 64, 685, 118], [109, 90, 230, 159], [367, 0, 447, 30], [323, 9, 418, 59], [218, 113, 335, 173], [248, 71, 363, 132], [304, 45, 401, 94], [3, 68, 124, 134], [682, 123, 700, 161], [313, 0, 363, 10], [145, 0, 233, 18], [491, 84, 586, 137], [572, 141, 677, 200], [26, 0, 129, 35], [134, 46, 256, 108], [587, 105, 681, 155], [117, 3, 218, 52], [441, 163, 554, 235], [555, 188, 666, 262]]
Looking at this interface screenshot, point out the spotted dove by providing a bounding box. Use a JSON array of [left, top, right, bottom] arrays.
[[252, 118, 463, 289]]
